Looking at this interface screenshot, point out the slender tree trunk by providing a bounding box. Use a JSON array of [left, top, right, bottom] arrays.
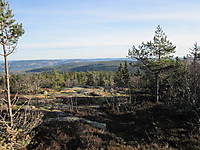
[[3, 44, 13, 127], [155, 73, 159, 103]]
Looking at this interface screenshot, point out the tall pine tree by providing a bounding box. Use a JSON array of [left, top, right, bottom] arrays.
[[122, 61, 130, 87], [114, 61, 130, 88], [0, 0, 24, 126], [128, 25, 176, 102]]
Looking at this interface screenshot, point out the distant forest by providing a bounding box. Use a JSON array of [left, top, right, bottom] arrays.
[[0, 61, 131, 93]]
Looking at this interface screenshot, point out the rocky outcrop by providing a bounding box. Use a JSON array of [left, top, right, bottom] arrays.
[[45, 116, 106, 130]]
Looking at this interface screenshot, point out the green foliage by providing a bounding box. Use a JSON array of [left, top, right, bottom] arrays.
[[122, 61, 130, 86], [189, 42, 200, 62], [0, 0, 24, 50], [128, 25, 176, 102], [160, 44, 200, 104], [1, 71, 117, 93], [128, 25, 176, 73], [97, 72, 106, 86], [86, 71, 95, 86], [114, 62, 123, 87], [114, 61, 130, 87], [51, 69, 65, 88]]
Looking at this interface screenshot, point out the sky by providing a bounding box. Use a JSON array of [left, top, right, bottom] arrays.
[[4, 0, 200, 60]]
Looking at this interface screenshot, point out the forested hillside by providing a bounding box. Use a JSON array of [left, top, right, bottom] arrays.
[[0, 58, 130, 72], [27, 60, 135, 73]]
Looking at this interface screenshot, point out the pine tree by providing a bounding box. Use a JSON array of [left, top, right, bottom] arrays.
[[0, 0, 24, 126], [97, 72, 106, 86], [187, 43, 200, 102], [128, 25, 176, 102], [122, 61, 130, 87], [51, 69, 65, 88], [86, 71, 95, 86], [114, 62, 130, 88], [114, 62, 123, 87]]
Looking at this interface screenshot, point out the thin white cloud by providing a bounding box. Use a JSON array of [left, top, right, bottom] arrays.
[[17, 8, 200, 23], [10, 0, 200, 60], [20, 41, 130, 50]]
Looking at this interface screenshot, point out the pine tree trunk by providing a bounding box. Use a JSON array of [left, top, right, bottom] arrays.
[[3, 44, 13, 127], [155, 73, 159, 103]]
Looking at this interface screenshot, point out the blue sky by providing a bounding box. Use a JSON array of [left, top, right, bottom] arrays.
[[6, 0, 200, 60]]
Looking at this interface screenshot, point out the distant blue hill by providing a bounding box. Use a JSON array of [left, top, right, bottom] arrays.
[[0, 58, 133, 73]]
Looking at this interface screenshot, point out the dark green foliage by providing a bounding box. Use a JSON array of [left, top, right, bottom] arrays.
[[122, 61, 130, 86], [188, 43, 200, 102], [114, 62, 123, 87], [86, 71, 95, 86], [189, 42, 200, 63], [50, 69, 65, 89], [114, 61, 130, 88], [97, 72, 106, 86], [2, 71, 116, 92], [156, 57, 184, 102], [161, 44, 200, 104]]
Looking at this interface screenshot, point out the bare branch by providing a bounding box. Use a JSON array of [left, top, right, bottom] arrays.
[[6, 43, 17, 56], [0, 63, 4, 69], [13, 99, 30, 118]]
